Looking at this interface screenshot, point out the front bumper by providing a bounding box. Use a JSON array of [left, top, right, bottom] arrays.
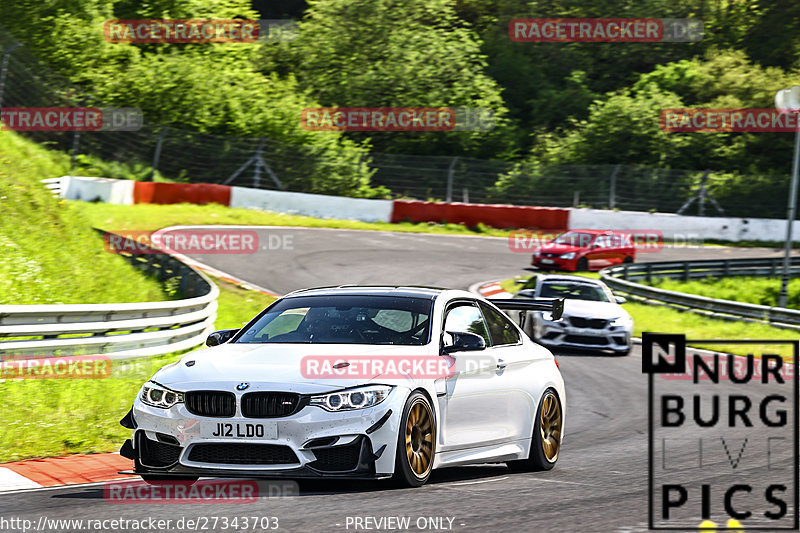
[[531, 256, 577, 271], [120, 389, 405, 479], [537, 320, 631, 352]]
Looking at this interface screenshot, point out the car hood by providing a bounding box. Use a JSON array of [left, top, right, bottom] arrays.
[[538, 242, 582, 254], [562, 299, 629, 320], [151, 342, 432, 393]]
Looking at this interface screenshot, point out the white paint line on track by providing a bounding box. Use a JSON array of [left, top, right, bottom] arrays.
[[528, 478, 599, 486], [0, 477, 141, 496], [0, 468, 42, 492], [450, 476, 509, 486]]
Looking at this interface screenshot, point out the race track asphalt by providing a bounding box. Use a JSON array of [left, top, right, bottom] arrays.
[[1, 227, 793, 532]]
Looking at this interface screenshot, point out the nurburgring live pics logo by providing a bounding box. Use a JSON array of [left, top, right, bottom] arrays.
[[642, 333, 798, 530]]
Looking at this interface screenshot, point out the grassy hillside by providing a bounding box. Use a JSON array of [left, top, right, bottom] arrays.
[[0, 132, 166, 304]]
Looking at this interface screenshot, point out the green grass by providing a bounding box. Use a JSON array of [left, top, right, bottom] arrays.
[[499, 273, 797, 359], [648, 276, 800, 308], [74, 201, 513, 237], [0, 277, 276, 462], [0, 132, 167, 304]]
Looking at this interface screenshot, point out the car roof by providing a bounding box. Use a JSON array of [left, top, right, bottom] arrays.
[[563, 229, 624, 235], [283, 285, 444, 300], [536, 274, 606, 287]]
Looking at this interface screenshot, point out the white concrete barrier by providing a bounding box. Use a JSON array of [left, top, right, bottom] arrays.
[[230, 187, 394, 222], [61, 176, 134, 205], [569, 207, 800, 242]]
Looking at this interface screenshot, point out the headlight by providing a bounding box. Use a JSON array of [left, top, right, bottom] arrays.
[[310, 385, 393, 412], [610, 316, 632, 327], [560, 252, 576, 259], [140, 381, 184, 409]]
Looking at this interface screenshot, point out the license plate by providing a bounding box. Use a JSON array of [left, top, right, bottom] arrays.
[[205, 421, 277, 439], [540, 258, 554, 264]]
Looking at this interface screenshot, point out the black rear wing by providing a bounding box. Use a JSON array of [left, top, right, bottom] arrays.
[[488, 298, 564, 321]]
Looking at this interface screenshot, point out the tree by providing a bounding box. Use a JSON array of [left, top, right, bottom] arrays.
[[260, 0, 515, 157]]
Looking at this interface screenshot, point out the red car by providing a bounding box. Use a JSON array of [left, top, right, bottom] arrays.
[[531, 230, 635, 272]]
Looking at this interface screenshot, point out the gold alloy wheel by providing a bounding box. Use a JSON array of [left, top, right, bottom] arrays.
[[404, 398, 434, 478], [540, 391, 562, 462]]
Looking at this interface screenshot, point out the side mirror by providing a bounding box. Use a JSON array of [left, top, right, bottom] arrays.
[[443, 331, 486, 354], [206, 329, 239, 346], [615, 296, 627, 304]]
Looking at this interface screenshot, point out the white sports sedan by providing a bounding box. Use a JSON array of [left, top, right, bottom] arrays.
[[119, 286, 566, 487], [513, 275, 633, 356]]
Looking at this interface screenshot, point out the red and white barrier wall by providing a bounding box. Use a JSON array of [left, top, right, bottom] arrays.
[[60, 176, 797, 242]]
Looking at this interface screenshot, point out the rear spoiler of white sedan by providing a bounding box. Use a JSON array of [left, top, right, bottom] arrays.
[[488, 298, 565, 321]]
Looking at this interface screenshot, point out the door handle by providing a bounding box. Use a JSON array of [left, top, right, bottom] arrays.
[[497, 359, 507, 370]]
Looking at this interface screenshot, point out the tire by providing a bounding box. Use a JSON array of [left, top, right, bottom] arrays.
[[623, 256, 634, 264], [140, 475, 198, 486], [575, 257, 589, 271], [507, 388, 562, 472], [392, 392, 436, 487], [614, 347, 632, 356]]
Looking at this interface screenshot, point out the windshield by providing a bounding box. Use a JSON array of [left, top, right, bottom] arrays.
[[538, 282, 611, 302], [552, 231, 595, 247], [236, 295, 433, 345]]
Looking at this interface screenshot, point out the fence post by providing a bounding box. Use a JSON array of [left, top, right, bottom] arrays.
[[70, 130, 81, 171], [608, 164, 620, 209], [683, 262, 689, 281], [646, 263, 652, 283], [446, 157, 458, 202], [149, 126, 169, 182], [0, 43, 20, 109], [698, 171, 708, 216], [252, 137, 265, 188]]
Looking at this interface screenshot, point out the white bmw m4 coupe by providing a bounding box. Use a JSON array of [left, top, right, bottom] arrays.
[[119, 286, 566, 487]]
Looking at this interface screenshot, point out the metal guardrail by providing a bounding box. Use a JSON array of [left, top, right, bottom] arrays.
[[600, 257, 800, 329], [0, 231, 219, 358], [40, 177, 63, 197]]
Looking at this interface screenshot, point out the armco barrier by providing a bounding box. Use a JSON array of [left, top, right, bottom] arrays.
[[569, 207, 800, 242], [391, 200, 568, 229], [61, 176, 134, 204], [600, 257, 800, 329], [133, 182, 231, 206], [0, 231, 219, 357], [54, 176, 800, 241], [230, 186, 394, 222]]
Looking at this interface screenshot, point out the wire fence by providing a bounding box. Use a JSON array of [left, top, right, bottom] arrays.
[[0, 26, 792, 219]]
